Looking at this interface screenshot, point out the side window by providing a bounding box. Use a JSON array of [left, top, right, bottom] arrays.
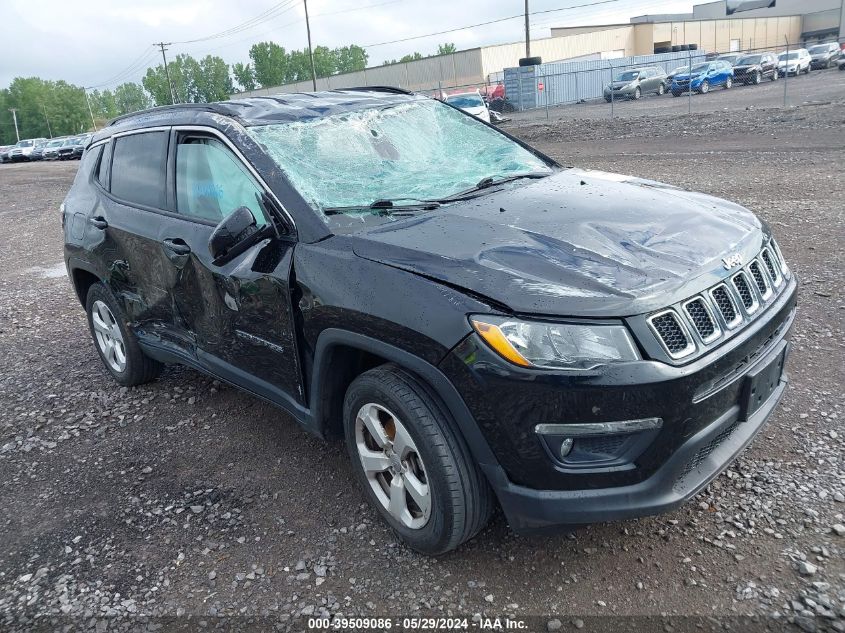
[[96, 141, 112, 189], [111, 132, 168, 209], [175, 136, 266, 225]]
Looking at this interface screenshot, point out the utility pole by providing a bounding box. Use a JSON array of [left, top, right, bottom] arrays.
[[155, 42, 177, 104], [303, 0, 318, 91], [9, 108, 19, 142], [524, 0, 531, 58], [83, 88, 98, 131], [42, 104, 53, 138]]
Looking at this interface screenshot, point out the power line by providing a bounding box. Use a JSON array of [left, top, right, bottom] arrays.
[[86, 45, 156, 89], [173, 0, 301, 45], [362, 0, 628, 48]]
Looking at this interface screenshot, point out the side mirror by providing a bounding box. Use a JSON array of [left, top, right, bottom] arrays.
[[208, 206, 259, 265]]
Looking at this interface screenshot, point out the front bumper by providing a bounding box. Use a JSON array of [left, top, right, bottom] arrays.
[[486, 340, 788, 532], [440, 276, 796, 532]]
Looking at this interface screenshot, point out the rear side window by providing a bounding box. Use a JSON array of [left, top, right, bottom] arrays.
[[96, 141, 112, 189], [175, 136, 265, 225], [111, 132, 168, 209]]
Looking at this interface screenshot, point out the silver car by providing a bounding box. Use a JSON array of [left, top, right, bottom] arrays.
[[603, 67, 668, 101]]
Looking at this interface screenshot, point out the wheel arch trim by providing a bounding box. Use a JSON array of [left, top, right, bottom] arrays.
[[310, 328, 500, 469]]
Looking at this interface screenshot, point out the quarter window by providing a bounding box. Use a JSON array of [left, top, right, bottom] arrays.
[[96, 141, 112, 189], [110, 132, 168, 209], [175, 136, 265, 225]]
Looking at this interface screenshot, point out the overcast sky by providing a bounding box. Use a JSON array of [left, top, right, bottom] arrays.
[[1, 0, 696, 90]]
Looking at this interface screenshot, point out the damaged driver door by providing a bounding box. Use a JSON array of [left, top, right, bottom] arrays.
[[161, 128, 304, 407]]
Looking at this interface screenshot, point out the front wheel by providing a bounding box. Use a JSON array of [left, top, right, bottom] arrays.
[[724, 76, 733, 89], [753, 71, 762, 85], [656, 83, 665, 96], [344, 365, 494, 555], [632, 86, 641, 100], [771, 70, 779, 81], [699, 80, 710, 94]]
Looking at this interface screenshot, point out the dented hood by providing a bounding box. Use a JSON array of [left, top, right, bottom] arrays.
[[349, 169, 765, 317]]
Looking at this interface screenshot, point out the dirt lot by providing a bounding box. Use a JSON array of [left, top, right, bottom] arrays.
[[1, 92, 844, 632]]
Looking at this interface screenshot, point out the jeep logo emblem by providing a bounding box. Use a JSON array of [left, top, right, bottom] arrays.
[[722, 254, 743, 270]]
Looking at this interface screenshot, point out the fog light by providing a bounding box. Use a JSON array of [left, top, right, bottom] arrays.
[[536, 418, 663, 469]]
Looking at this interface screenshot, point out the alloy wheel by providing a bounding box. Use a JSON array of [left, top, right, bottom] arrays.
[[354, 403, 431, 530], [91, 300, 126, 373]]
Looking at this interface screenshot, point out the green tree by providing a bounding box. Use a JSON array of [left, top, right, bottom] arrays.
[[333, 45, 368, 74], [3, 77, 90, 140], [88, 89, 118, 120], [193, 55, 233, 102], [249, 42, 288, 88], [400, 52, 424, 63], [113, 82, 151, 115], [232, 62, 256, 92], [437, 43, 457, 55], [142, 54, 231, 105]]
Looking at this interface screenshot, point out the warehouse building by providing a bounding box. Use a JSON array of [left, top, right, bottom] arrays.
[[234, 0, 836, 98]]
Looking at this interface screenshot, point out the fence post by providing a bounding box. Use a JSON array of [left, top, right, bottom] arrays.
[[574, 71, 579, 104], [783, 36, 789, 107], [544, 74, 549, 120], [609, 61, 614, 118], [687, 49, 692, 115], [517, 70, 523, 111]]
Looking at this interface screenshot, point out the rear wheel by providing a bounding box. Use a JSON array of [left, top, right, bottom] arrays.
[[656, 83, 665, 96], [343, 365, 494, 555], [771, 70, 779, 81], [753, 71, 762, 85], [724, 76, 733, 89], [632, 86, 641, 100], [85, 283, 162, 386], [699, 80, 710, 94]]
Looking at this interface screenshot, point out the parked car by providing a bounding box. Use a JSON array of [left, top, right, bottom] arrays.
[[778, 49, 812, 76], [56, 136, 83, 160], [732, 52, 780, 84], [716, 53, 742, 66], [63, 90, 796, 554], [808, 42, 840, 69], [444, 91, 491, 123], [7, 138, 48, 162], [603, 66, 667, 101], [0, 145, 14, 163], [42, 137, 67, 160], [671, 60, 733, 95], [71, 134, 92, 159], [29, 140, 50, 161], [665, 64, 690, 86]]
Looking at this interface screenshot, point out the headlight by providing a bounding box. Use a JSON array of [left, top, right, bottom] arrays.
[[470, 315, 640, 370]]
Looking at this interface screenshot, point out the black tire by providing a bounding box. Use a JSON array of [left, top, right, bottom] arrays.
[[656, 83, 665, 96], [633, 86, 641, 100], [518, 56, 542, 67], [343, 364, 494, 555], [724, 76, 732, 89], [672, 91, 682, 97], [753, 71, 762, 85], [85, 282, 162, 386], [771, 71, 779, 81]]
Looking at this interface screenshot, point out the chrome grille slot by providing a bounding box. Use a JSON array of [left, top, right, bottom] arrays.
[[647, 310, 695, 359], [646, 242, 788, 361], [761, 248, 782, 287], [731, 271, 758, 315], [683, 297, 721, 343], [710, 284, 742, 329], [748, 260, 772, 301]]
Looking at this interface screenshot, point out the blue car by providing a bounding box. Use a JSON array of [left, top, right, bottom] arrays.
[[671, 60, 733, 96]]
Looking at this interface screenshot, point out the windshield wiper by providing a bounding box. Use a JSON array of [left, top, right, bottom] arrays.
[[438, 172, 552, 202], [323, 198, 441, 216]]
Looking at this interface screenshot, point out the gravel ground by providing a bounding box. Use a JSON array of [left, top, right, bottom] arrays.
[[1, 95, 843, 632]]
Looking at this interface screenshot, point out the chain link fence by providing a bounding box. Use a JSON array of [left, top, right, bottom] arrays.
[[418, 37, 844, 122]]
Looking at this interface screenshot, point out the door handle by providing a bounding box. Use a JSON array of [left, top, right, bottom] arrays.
[[163, 238, 191, 256], [89, 216, 108, 230]]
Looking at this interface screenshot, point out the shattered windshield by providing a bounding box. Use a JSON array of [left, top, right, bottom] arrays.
[[247, 98, 553, 214]]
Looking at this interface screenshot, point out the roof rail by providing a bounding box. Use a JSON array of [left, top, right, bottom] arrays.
[[336, 86, 414, 95], [107, 103, 224, 127]]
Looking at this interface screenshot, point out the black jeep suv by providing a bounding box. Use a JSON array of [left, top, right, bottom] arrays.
[[63, 89, 797, 555]]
